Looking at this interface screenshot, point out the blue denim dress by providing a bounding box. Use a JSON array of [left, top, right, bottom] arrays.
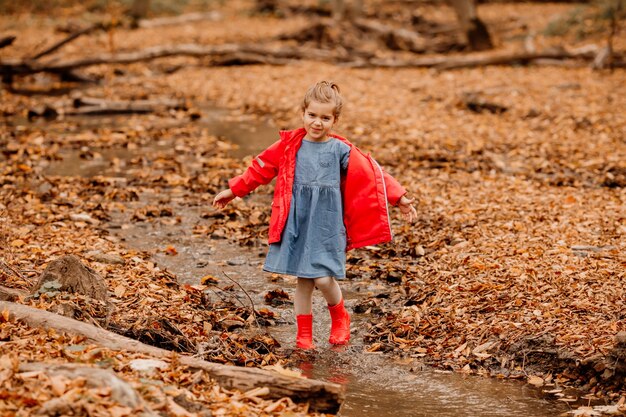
[[263, 138, 351, 279]]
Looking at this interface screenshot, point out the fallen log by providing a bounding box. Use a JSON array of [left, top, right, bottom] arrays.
[[66, 96, 188, 115], [0, 43, 343, 78], [346, 46, 624, 69], [4, 38, 618, 80], [137, 11, 222, 29], [209, 51, 293, 66], [0, 285, 28, 301], [0, 301, 345, 414]]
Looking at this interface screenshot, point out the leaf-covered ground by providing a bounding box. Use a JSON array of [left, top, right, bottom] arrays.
[[1, 0, 625, 415]]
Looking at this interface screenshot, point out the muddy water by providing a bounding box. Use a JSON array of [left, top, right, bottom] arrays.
[[42, 112, 567, 417], [39, 108, 279, 177]]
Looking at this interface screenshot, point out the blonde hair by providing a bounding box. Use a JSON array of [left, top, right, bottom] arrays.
[[301, 81, 344, 119]]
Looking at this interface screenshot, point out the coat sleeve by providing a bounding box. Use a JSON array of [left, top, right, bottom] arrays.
[[382, 169, 407, 206], [228, 139, 282, 197]]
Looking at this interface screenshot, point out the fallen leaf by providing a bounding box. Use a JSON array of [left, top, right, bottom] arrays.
[[528, 376, 544, 387]]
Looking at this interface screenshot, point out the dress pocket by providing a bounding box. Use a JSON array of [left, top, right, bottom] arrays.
[[318, 151, 334, 168]]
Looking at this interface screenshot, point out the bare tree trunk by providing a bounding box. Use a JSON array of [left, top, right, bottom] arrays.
[[448, 0, 493, 51]]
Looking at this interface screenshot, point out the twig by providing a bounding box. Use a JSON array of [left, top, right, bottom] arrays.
[[207, 286, 229, 304], [29, 24, 103, 61], [0, 258, 26, 281], [166, 320, 195, 352], [222, 270, 260, 327]]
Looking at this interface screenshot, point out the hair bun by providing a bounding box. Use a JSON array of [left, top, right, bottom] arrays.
[[301, 81, 344, 118]]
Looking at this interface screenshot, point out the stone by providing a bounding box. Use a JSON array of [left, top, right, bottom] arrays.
[[86, 251, 126, 265], [31, 255, 108, 302], [129, 359, 169, 375], [69, 212, 99, 225]]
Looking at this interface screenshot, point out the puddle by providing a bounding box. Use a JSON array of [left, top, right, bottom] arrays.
[[40, 106, 278, 178], [198, 106, 279, 159], [39, 108, 568, 417]]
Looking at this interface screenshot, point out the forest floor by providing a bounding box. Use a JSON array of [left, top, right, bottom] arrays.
[[1, 0, 625, 416]]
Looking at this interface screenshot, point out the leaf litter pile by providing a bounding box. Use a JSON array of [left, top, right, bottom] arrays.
[[1, 0, 626, 415]]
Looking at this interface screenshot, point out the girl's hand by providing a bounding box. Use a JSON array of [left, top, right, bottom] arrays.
[[213, 189, 236, 209], [398, 195, 417, 223]]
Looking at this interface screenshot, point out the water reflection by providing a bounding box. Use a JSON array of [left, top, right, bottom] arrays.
[[290, 348, 563, 417]]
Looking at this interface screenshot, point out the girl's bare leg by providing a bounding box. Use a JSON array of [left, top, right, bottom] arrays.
[[294, 278, 316, 315], [313, 276, 342, 306]]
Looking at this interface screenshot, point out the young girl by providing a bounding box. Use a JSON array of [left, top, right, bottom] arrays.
[[213, 81, 416, 349]]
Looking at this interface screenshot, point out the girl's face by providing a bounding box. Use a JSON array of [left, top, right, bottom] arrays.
[[302, 100, 337, 142]]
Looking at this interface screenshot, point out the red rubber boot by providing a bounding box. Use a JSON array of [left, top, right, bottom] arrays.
[[328, 299, 351, 345], [296, 314, 315, 349]]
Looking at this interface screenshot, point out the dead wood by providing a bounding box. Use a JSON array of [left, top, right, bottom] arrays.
[[279, 17, 463, 54], [0, 285, 28, 302], [31, 255, 108, 302], [1, 301, 345, 413], [348, 47, 612, 69], [353, 18, 427, 53], [65, 96, 187, 116], [466, 17, 493, 51], [0, 258, 28, 281], [119, 315, 196, 353], [137, 11, 222, 28], [2, 34, 613, 84], [209, 51, 294, 66], [460, 92, 508, 114], [0, 43, 343, 78], [29, 24, 103, 61], [18, 363, 158, 416], [0, 35, 16, 50], [27, 105, 59, 120]]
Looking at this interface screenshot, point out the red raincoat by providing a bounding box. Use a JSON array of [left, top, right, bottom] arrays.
[[228, 128, 407, 250]]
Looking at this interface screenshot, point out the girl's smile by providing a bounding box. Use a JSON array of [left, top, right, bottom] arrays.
[[302, 100, 337, 142]]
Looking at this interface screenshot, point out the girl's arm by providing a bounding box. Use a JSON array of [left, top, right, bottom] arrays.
[[229, 139, 282, 196], [382, 170, 417, 223], [213, 188, 235, 209], [213, 139, 283, 209], [382, 170, 406, 206]]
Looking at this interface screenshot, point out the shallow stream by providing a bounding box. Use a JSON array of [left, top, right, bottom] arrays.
[[41, 110, 568, 417]]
